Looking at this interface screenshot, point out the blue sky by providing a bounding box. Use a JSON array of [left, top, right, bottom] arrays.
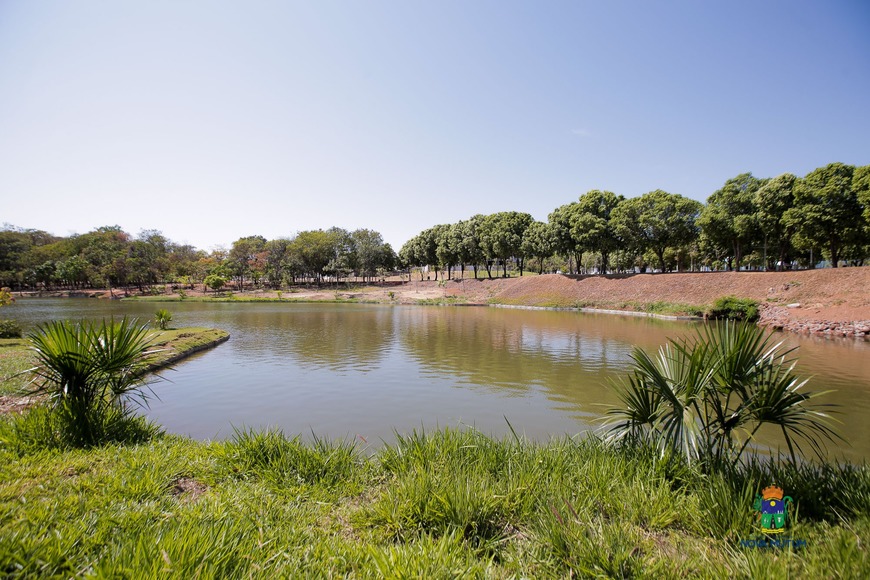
[[2, 0, 868, 251]]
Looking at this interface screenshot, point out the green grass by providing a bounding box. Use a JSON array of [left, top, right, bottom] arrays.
[[0, 328, 229, 396], [488, 298, 707, 316], [0, 425, 865, 577], [123, 295, 373, 304], [416, 297, 466, 306], [0, 339, 32, 395]]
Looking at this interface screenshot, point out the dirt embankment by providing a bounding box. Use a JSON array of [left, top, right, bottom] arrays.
[[468, 269, 870, 339]]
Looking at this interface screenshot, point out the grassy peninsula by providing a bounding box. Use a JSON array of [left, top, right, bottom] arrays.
[[0, 327, 229, 397]]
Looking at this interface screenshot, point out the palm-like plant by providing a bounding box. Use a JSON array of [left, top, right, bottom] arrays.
[[604, 321, 839, 466], [25, 318, 162, 446], [154, 308, 172, 330]]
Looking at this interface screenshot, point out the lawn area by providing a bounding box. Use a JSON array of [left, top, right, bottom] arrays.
[[0, 427, 867, 577]]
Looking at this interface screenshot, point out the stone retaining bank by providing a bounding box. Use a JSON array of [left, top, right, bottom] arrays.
[[759, 306, 870, 340]]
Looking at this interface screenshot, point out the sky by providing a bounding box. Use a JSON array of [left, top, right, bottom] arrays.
[[2, 0, 869, 252]]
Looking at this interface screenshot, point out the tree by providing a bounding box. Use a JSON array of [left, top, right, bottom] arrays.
[[351, 229, 389, 281], [459, 216, 486, 279], [611, 190, 702, 272], [78, 226, 132, 291], [228, 235, 267, 290], [0, 286, 13, 307], [289, 230, 335, 283], [204, 274, 226, 293], [572, 190, 624, 274], [784, 163, 862, 268], [262, 238, 292, 288], [854, 165, 870, 230], [521, 221, 555, 274], [398, 236, 422, 280], [436, 224, 462, 280], [698, 173, 765, 271], [478, 212, 533, 277], [755, 173, 797, 270], [548, 202, 583, 274]]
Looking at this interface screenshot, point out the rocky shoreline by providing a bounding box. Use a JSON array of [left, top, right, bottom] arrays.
[[759, 305, 870, 340]]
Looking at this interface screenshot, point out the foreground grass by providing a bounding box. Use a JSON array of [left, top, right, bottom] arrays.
[[0, 426, 866, 577], [0, 328, 229, 396]]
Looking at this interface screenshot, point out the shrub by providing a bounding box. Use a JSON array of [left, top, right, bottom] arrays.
[[154, 308, 172, 330], [24, 318, 162, 447], [706, 296, 760, 322], [0, 319, 22, 338], [604, 321, 839, 466], [1, 403, 162, 454]]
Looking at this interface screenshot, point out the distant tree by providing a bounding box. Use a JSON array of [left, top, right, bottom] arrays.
[[203, 274, 226, 293], [436, 224, 462, 280], [416, 227, 441, 279], [459, 216, 486, 279], [784, 163, 861, 267], [755, 173, 797, 270], [351, 229, 388, 281], [263, 238, 292, 288], [521, 221, 555, 274], [0, 286, 13, 307], [289, 230, 339, 283], [572, 190, 624, 273], [698, 173, 766, 271], [79, 226, 132, 291], [611, 190, 702, 273], [399, 236, 422, 280], [228, 235, 267, 290], [548, 202, 583, 274], [855, 165, 870, 229], [478, 212, 533, 277]]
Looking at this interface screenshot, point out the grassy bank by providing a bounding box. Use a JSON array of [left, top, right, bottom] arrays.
[[0, 327, 229, 397], [122, 295, 372, 304], [0, 427, 866, 577]]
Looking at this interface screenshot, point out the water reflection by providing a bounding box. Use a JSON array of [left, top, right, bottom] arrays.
[[227, 306, 395, 372], [398, 307, 693, 413]]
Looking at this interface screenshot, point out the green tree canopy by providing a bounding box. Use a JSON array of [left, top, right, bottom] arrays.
[[698, 173, 766, 271], [478, 212, 533, 277], [784, 162, 862, 267], [521, 221, 555, 274], [755, 173, 797, 270], [611, 190, 702, 272], [572, 190, 624, 273]]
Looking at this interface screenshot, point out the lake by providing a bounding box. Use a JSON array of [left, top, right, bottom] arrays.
[[6, 299, 870, 461]]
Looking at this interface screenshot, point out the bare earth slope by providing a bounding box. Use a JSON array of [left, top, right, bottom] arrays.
[[458, 268, 870, 339]]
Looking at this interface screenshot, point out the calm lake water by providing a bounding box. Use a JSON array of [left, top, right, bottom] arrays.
[[7, 299, 870, 461]]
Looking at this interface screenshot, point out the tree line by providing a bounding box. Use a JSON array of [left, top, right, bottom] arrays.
[[2, 161, 868, 291], [401, 161, 870, 278], [0, 226, 396, 292]]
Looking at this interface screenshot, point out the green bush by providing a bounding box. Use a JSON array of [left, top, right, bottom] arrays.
[[706, 295, 759, 322], [0, 319, 22, 338], [604, 320, 838, 466], [154, 308, 172, 330]]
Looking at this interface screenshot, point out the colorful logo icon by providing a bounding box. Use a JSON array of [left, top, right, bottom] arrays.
[[753, 485, 793, 534]]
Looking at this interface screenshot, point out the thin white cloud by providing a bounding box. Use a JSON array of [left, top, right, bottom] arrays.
[[571, 128, 591, 137]]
